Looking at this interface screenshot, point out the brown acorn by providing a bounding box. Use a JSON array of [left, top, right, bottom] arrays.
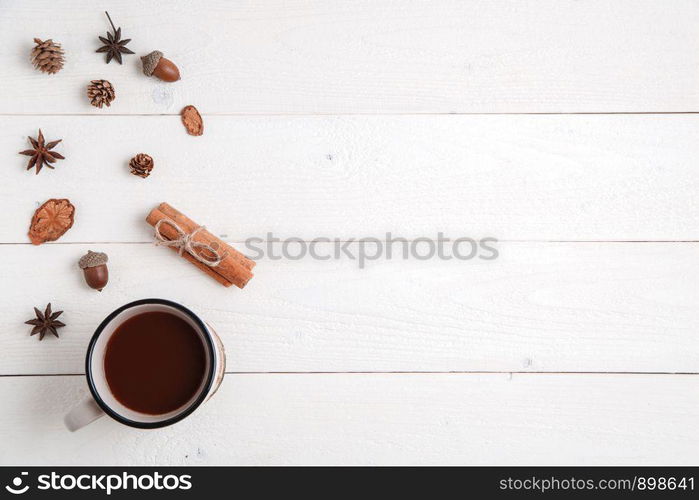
[[141, 50, 180, 82], [79, 251, 109, 291]]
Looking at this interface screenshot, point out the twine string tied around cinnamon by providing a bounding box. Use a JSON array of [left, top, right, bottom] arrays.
[[154, 218, 226, 267]]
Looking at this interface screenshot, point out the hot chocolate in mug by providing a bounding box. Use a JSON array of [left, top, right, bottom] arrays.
[[65, 299, 225, 431]]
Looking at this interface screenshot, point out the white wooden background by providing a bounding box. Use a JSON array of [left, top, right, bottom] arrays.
[[0, 0, 697, 465]]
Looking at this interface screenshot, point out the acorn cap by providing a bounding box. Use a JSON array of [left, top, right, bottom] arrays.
[[141, 50, 163, 76], [79, 250, 108, 269]]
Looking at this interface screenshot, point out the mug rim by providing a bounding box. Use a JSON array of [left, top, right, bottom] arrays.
[[85, 298, 216, 429]]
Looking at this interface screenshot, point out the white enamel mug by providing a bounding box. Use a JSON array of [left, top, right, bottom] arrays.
[[64, 299, 225, 431]]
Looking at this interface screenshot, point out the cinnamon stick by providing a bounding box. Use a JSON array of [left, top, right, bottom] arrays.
[[146, 205, 254, 289], [147, 208, 235, 287], [157, 202, 255, 270]]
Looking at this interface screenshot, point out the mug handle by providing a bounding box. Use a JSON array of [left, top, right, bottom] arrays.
[[64, 396, 104, 432]]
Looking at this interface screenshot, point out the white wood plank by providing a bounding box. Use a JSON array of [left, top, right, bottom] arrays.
[[2, 114, 698, 242], [0, 373, 696, 465], [1, 242, 697, 375], [0, 0, 698, 114]]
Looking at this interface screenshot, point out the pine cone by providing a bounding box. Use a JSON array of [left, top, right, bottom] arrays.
[[87, 80, 116, 108], [31, 38, 65, 74], [129, 153, 154, 178]]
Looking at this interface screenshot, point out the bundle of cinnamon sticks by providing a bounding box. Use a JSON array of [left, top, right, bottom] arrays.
[[146, 202, 255, 288]]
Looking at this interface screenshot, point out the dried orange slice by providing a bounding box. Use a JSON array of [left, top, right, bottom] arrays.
[[28, 198, 75, 245]]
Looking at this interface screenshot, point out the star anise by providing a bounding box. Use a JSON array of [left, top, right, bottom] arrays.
[[19, 129, 65, 175], [96, 11, 134, 64], [25, 303, 65, 340]]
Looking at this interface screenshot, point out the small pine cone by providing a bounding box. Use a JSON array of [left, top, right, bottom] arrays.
[[31, 38, 65, 74], [87, 80, 116, 108], [129, 153, 154, 178]]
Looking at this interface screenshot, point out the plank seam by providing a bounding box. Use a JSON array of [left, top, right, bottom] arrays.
[[1, 371, 698, 378], [0, 240, 698, 246], [2, 112, 699, 117]]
